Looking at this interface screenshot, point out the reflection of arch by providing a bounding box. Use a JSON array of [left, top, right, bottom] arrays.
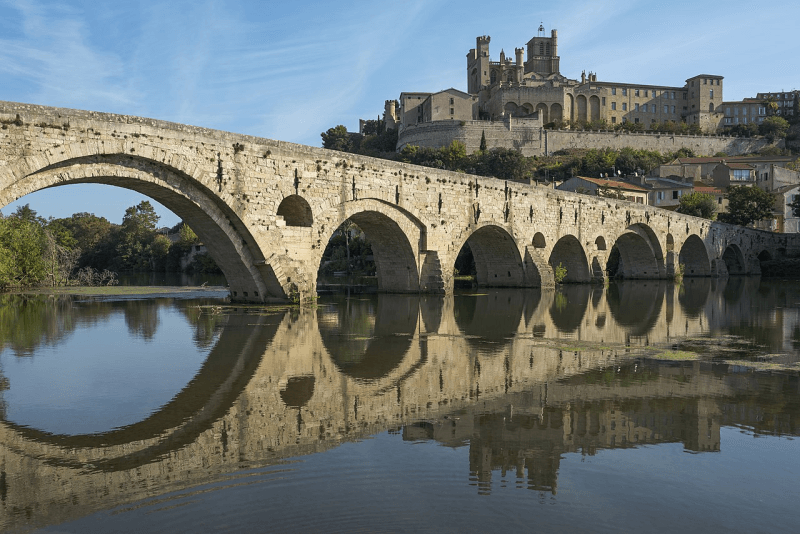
[[318, 294, 417, 381], [280, 376, 315, 408], [548, 235, 591, 282], [612, 232, 660, 278], [679, 235, 711, 276], [678, 278, 712, 317], [533, 232, 547, 248], [1, 155, 281, 301], [606, 281, 665, 335], [454, 290, 526, 351], [589, 95, 600, 122], [536, 103, 549, 123], [550, 103, 563, 122], [595, 236, 607, 251], [576, 95, 588, 122], [722, 244, 746, 275], [548, 286, 591, 332], [276, 194, 313, 227], [459, 225, 525, 287], [0, 310, 284, 471], [320, 201, 424, 292]]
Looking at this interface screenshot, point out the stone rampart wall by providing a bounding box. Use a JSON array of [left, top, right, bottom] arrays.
[[397, 118, 774, 157]]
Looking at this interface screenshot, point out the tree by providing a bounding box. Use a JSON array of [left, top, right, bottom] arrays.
[[116, 201, 160, 270], [676, 192, 717, 219], [759, 116, 790, 141], [321, 125, 353, 152], [717, 185, 775, 227], [479, 130, 487, 152]]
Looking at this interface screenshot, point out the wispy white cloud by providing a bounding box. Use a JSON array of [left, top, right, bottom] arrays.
[[0, 0, 138, 108]]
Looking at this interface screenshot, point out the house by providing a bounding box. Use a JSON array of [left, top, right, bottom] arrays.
[[557, 176, 649, 204], [712, 162, 756, 189]]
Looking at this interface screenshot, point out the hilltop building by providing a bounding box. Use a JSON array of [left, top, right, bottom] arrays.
[[379, 25, 789, 158]]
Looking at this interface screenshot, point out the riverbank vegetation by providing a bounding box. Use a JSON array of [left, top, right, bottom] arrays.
[[0, 201, 220, 290]]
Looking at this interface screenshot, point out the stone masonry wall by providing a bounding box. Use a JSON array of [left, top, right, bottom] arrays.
[[397, 119, 774, 157]]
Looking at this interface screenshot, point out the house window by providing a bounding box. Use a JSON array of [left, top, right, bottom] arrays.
[[634, 118, 639, 123], [710, 89, 713, 98], [612, 117, 617, 123], [450, 108, 454, 115], [704, 79, 707, 84], [450, 97, 454, 105], [673, 190, 679, 199], [602, 97, 606, 105], [664, 105, 668, 113], [612, 102, 617, 110], [635, 89, 640, 96], [612, 87, 617, 95], [657, 191, 664, 201], [671, 91, 676, 99], [644, 90, 649, 97], [622, 103, 627, 111], [622, 88, 627, 96], [671, 105, 675, 113], [635, 103, 639, 111]]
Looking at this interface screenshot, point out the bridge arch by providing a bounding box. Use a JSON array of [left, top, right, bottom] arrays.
[[721, 244, 746, 275], [455, 224, 525, 287], [315, 199, 424, 292], [679, 235, 711, 276], [277, 194, 313, 227], [0, 152, 284, 301], [549, 235, 591, 282], [608, 224, 664, 279]]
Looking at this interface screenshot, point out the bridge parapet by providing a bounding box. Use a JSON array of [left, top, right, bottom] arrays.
[[1, 101, 796, 301]]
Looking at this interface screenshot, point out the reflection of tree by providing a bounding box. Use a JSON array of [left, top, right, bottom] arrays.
[[121, 300, 160, 340], [180, 303, 224, 348], [0, 295, 77, 357]]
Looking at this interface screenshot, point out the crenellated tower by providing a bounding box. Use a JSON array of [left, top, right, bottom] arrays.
[[467, 35, 492, 93], [524, 25, 560, 77]]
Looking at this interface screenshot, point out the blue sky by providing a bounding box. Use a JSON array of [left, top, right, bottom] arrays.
[[1, 0, 798, 227]]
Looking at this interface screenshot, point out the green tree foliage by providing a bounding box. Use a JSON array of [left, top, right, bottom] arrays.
[[717, 186, 775, 227], [116, 201, 163, 271], [676, 192, 717, 219], [0, 209, 50, 289], [758, 116, 790, 142], [321, 125, 354, 152], [479, 130, 487, 151]]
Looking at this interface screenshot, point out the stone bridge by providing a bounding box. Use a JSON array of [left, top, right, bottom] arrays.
[[1, 101, 795, 302]]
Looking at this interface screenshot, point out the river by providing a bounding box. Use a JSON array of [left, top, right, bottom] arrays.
[[0, 278, 798, 532]]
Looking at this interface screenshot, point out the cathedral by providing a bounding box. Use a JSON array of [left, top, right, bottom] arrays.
[[387, 25, 723, 134]]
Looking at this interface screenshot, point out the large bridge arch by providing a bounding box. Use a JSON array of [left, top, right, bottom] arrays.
[[0, 152, 285, 301], [315, 198, 425, 292], [454, 224, 526, 287], [607, 223, 665, 279], [549, 235, 591, 283], [679, 234, 712, 276]]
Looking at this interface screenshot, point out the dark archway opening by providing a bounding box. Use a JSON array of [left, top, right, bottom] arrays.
[[722, 245, 746, 275], [606, 232, 660, 279], [549, 235, 591, 283], [679, 235, 711, 276], [457, 226, 524, 287], [317, 219, 376, 291], [276, 195, 313, 227]]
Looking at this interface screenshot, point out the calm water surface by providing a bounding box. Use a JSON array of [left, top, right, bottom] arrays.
[[0, 278, 799, 532]]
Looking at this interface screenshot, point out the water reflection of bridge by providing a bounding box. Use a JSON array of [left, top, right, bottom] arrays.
[[1, 279, 799, 529]]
